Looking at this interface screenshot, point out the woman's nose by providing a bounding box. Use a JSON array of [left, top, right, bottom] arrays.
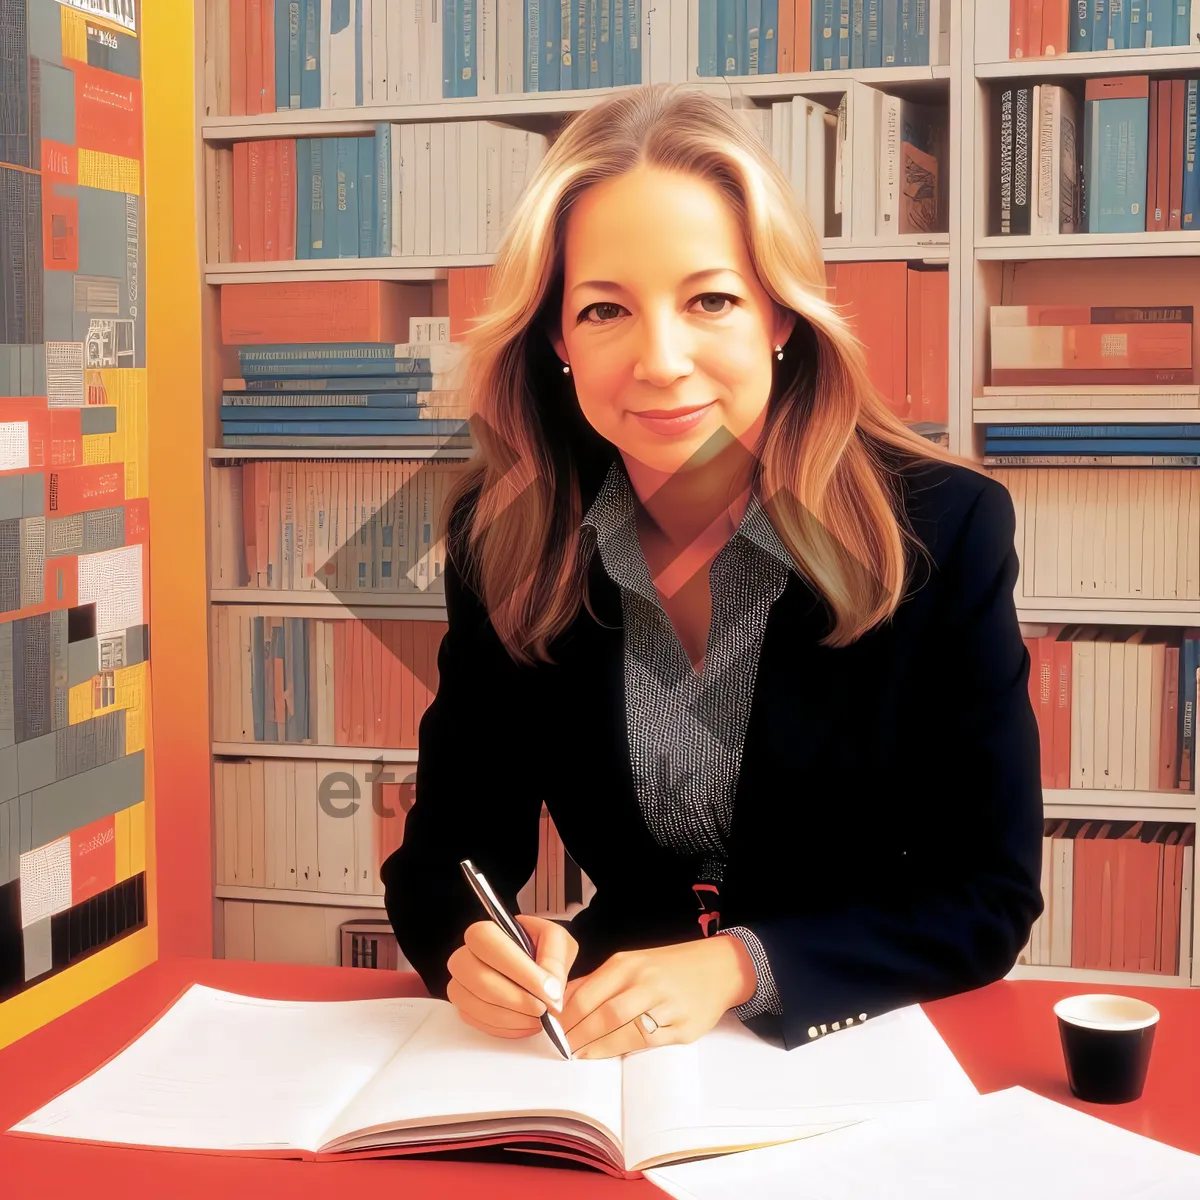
[[632, 314, 694, 385]]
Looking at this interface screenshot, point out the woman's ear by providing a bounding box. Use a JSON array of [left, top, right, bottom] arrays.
[[549, 327, 567, 363], [775, 307, 799, 350]]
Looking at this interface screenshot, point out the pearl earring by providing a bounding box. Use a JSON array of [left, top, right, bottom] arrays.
[[562, 362, 571, 375], [775, 344, 784, 361]]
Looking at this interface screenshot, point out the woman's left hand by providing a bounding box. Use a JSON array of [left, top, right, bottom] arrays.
[[558, 936, 756, 1059]]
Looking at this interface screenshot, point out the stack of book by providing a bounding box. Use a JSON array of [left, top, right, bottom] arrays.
[[983, 423, 1200, 466], [1021, 624, 1200, 792], [695, 0, 952, 74], [991, 76, 1200, 237], [1018, 817, 1193, 975], [206, 122, 549, 262], [1010, 0, 1200, 56], [204, 0, 649, 109]]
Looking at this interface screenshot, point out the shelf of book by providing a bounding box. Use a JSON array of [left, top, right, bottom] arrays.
[[1043, 800, 1198, 823], [1005, 964, 1194, 987], [975, 47, 1200, 81], [974, 410, 1200, 424], [1015, 603, 1200, 624], [975, 234, 1200, 260], [212, 743, 420, 764], [207, 447, 472, 461]]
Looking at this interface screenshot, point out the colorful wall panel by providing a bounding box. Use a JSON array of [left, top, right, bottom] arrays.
[[0, 0, 152, 1007]]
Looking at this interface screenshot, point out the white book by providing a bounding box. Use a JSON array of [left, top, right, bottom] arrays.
[[876, 91, 901, 237], [399, 0, 419, 101], [779, 100, 792, 182], [478, 0, 497, 96], [398, 122, 416, 255], [459, 119, 480, 254], [423, 0, 441, 101], [647, 0, 670, 84], [360, 0, 374, 100], [480, 120, 504, 252], [371, 0, 389, 101], [500, 126, 530, 237], [646, 1086, 1200, 1200], [670, 0, 688, 81], [770, 100, 784, 171], [429, 121, 446, 256], [10, 986, 976, 1176], [1036, 84, 1054, 236], [443, 120, 461, 255], [386, 0, 403, 100], [789, 95, 806, 206], [413, 122, 431, 256], [805, 99, 828, 239], [329, 0, 357, 108], [497, 0, 521, 92], [320, 0, 333, 106]]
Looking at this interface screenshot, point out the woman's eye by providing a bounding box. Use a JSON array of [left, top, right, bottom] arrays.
[[695, 293, 736, 315], [579, 294, 737, 324], [580, 302, 624, 324]]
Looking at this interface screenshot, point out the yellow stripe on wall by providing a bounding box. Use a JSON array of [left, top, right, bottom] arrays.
[[60, 6, 88, 61], [128, 802, 146, 876], [77, 149, 142, 196], [113, 805, 132, 882]]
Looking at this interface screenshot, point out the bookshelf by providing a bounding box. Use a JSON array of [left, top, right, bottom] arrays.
[[192, 0, 1198, 988]]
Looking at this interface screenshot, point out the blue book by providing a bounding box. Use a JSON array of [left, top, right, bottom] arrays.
[[540, 0, 561, 88], [1128, 0, 1146, 44], [985, 439, 1200, 452], [748, 0, 761, 73], [736, 0, 748, 74], [1181, 632, 1200, 784], [850, 0, 865, 67], [222, 419, 471, 435], [309, 138, 327, 257], [1093, 0, 1111, 46], [613, 0, 626, 83], [898, 0, 913, 64], [300, 0, 320, 108], [461, 0, 478, 96], [222, 405, 456, 420], [913, 0, 930, 64], [1085, 90, 1149, 232], [336, 138, 359, 259], [446, 0, 460, 95], [881, 0, 900, 65], [1108, 0, 1129, 47], [698, 0, 716, 74], [288, 1, 302, 107], [628, 0, 641, 83], [222, 393, 432, 407], [1184, 81, 1199, 230], [524, 0, 539, 90], [760, 0, 777, 71], [1069, 0, 1092, 49], [573, 0, 587, 88], [814, 0, 834, 69], [275, 0, 291, 109], [296, 139, 313, 259], [838, 0, 851, 66], [231, 375, 437, 391], [987, 424, 1200, 438], [374, 123, 391, 257], [1146, 0, 1175, 44], [1176, 0, 1192, 44], [357, 135, 374, 259], [865, 0, 882, 65], [600, 0, 614, 84], [321, 137, 341, 257]]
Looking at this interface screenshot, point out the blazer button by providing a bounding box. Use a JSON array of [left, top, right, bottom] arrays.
[[859, 1013, 867, 1022], [845, 1016, 854, 1025], [808, 1026, 819, 1039], [831, 1022, 840, 1031], [819, 1024, 827, 1034]]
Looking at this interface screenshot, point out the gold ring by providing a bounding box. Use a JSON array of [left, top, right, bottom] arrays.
[[637, 1012, 659, 1036]]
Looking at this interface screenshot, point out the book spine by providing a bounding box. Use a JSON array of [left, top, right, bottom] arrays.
[[865, 0, 882, 64], [991, 367, 1196, 385], [1129, 0, 1146, 43], [300, 0, 320, 107], [1093, 0, 1111, 46], [1069, 0, 1092, 47], [357, 135, 374, 258], [221, 419, 469, 434], [1185, 81, 1200, 230], [881, 0, 899, 64], [1108, 0, 1128, 47], [1012, 86, 1033, 237], [1169, 79, 1186, 230], [983, 453, 1200, 465], [374, 123, 391, 257], [1146, 0, 1174, 44], [837, 0, 850, 67]]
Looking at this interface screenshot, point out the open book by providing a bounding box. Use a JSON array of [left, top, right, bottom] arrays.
[[10, 984, 977, 1179]]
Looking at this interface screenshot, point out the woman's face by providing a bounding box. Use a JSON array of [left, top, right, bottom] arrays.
[[551, 165, 795, 477]]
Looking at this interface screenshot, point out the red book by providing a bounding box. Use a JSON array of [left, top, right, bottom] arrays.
[[794, 0, 811, 71], [261, 0, 276, 115], [263, 139, 278, 261], [1041, 0, 1069, 54], [398, 620, 416, 749], [1027, 0, 1045, 57], [778, 0, 795, 72], [1169, 79, 1186, 231], [232, 140, 250, 262], [1010, 0, 1030, 57], [278, 139, 297, 260], [1148, 81, 1163, 230], [246, 0, 263, 116], [248, 140, 265, 262], [827, 261, 909, 419], [1036, 636, 1055, 786], [1071, 823, 1091, 967], [1052, 633, 1072, 790], [333, 619, 348, 745], [1160, 644, 1180, 790], [917, 269, 949, 424], [229, 0, 248, 116], [349, 620, 365, 746], [1158, 833, 1180, 973]]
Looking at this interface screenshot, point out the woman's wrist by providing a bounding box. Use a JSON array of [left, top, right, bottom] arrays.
[[710, 932, 758, 1010]]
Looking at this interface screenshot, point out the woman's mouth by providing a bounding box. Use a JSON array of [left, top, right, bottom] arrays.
[[630, 400, 717, 433]]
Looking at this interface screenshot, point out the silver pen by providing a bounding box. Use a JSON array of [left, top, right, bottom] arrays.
[[459, 858, 573, 1060]]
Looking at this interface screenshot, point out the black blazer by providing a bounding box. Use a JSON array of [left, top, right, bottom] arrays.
[[382, 453, 1045, 1051]]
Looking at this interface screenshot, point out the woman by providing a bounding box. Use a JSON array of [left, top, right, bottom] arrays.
[[384, 84, 1043, 1059]]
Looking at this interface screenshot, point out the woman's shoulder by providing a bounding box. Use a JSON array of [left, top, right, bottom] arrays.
[[890, 454, 1014, 569]]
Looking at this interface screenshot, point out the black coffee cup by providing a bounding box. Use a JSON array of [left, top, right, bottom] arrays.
[[1053, 993, 1159, 1104]]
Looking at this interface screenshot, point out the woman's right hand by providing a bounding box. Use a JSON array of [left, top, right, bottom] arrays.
[[446, 914, 579, 1039]]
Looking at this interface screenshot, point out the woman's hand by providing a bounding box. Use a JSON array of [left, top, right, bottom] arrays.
[[559, 936, 757, 1059], [446, 915, 579, 1040]]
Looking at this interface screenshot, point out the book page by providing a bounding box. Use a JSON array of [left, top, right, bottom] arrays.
[[318, 1002, 624, 1158], [645, 1086, 1200, 1200], [11, 985, 436, 1153], [622, 1004, 978, 1171]]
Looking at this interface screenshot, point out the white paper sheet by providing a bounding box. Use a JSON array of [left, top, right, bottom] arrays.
[[12, 985, 436, 1152], [645, 1085, 1200, 1200], [624, 1002, 978, 1170]]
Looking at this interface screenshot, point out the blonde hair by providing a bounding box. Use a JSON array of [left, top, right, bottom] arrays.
[[447, 83, 978, 665]]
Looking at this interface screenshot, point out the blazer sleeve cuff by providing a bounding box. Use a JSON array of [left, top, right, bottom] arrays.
[[717, 925, 784, 1019]]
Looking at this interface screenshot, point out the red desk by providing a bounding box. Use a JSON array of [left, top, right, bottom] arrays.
[[2, 957, 1198, 1199]]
